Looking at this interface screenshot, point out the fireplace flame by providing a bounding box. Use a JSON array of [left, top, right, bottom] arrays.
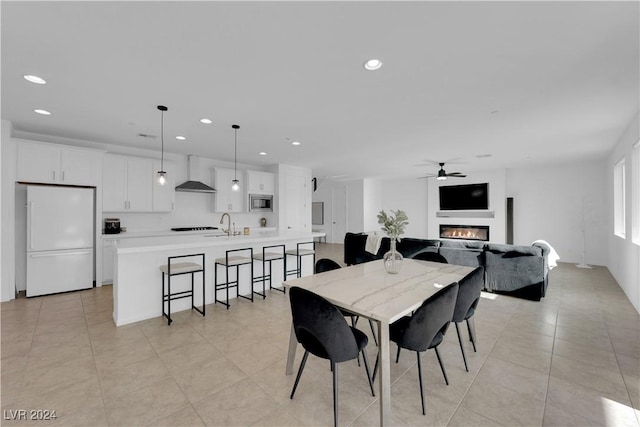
[[440, 226, 489, 241]]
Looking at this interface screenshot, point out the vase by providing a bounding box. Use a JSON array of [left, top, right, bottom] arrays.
[[383, 238, 403, 274]]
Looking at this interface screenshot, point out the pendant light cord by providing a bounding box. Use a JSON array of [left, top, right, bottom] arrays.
[[234, 126, 237, 180], [160, 109, 164, 171]]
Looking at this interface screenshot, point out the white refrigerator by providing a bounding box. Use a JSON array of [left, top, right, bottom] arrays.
[[26, 185, 94, 297]]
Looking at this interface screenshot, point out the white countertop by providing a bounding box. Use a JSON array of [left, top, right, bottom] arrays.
[[112, 230, 325, 254], [102, 227, 277, 240]]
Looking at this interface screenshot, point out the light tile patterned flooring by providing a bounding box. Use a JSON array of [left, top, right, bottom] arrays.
[[1, 243, 639, 426]]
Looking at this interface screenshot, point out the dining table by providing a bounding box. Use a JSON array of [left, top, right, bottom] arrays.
[[283, 258, 475, 426]]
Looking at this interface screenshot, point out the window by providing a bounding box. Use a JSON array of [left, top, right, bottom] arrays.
[[633, 141, 640, 245], [614, 157, 626, 238]]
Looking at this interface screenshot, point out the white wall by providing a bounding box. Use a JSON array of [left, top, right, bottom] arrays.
[[607, 115, 640, 314], [345, 179, 365, 233], [362, 179, 382, 232], [506, 161, 608, 266], [378, 178, 428, 238], [1, 120, 15, 301]]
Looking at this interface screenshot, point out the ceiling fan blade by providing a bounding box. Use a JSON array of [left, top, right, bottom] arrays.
[[447, 174, 467, 178], [447, 172, 465, 176], [417, 175, 436, 179]]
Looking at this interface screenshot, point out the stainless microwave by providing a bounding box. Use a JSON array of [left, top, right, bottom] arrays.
[[249, 194, 273, 212]]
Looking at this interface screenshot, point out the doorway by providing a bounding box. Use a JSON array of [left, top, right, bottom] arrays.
[[331, 186, 347, 244]]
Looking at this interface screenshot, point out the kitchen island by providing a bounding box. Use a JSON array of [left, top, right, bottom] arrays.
[[111, 230, 324, 326]]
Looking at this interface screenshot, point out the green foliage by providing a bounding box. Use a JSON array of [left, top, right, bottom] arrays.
[[377, 209, 409, 241]]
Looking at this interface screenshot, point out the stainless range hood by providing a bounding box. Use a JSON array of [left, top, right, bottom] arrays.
[[175, 155, 216, 193]]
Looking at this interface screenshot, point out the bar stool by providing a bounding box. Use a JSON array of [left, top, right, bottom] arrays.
[[214, 248, 254, 309], [285, 241, 316, 279], [252, 244, 286, 298], [159, 253, 205, 325]]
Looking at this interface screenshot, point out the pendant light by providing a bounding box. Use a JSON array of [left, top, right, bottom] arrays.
[[231, 124, 240, 191], [156, 105, 168, 186]]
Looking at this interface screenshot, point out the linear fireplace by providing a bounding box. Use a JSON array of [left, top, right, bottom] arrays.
[[440, 224, 490, 242]]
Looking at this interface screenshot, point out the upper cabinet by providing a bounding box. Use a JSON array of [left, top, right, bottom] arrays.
[[16, 140, 101, 186], [246, 170, 275, 195], [212, 167, 244, 212], [103, 154, 174, 213]]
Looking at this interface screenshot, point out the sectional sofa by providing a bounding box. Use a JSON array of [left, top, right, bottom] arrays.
[[344, 233, 551, 301]]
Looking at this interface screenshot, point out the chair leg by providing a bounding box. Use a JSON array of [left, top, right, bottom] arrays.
[[434, 347, 449, 385], [416, 351, 426, 415], [467, 317, 477, 352], [332, 361, 338, 427], [361, 349, 375, 397], [372, 351, 379, 383], [369, 319, 378, 346], [455, 322, 469, 372], [290, 350, 309, 399], [396, 346, 401, 363], [350, 316, 361, 367]]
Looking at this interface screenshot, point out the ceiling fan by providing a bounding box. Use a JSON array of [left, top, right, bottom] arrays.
[[418, 163, 467, 180]]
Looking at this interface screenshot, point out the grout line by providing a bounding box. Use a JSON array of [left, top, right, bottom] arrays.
[[541, 303, 559, 427]]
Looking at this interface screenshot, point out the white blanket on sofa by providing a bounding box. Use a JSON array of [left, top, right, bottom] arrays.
[[532, 240, 560, 270], [365, 232, 383, 255]]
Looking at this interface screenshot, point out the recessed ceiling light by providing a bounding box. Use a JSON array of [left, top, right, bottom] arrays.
[[259, 152, 267, 156], [34, 109, 51, 115], [200, 118, 212, 124], [363, 59, 383, 71], [291, 141, 301, 146], [24, 75, 46, 84], [175, 136, 186, 141]]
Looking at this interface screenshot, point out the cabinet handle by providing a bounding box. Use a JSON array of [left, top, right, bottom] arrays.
[[30, 250, 91, 258], [52, 171, 56, 181], [61, 171, 65, 181]]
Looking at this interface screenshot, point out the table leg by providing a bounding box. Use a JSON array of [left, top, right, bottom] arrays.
[[286, 322, 297, 375], [378, 320, 391, 426]]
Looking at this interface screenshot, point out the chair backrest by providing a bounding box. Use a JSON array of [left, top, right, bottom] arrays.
[[289, 287, 360, 363], [453, 266, 484, 322], [412, 252, 448, 263], [315, 258, 341, 274], [395, 282, 459, 352]]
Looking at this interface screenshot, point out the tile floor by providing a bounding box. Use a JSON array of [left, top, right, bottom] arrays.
[[1, 243, 639, 426]]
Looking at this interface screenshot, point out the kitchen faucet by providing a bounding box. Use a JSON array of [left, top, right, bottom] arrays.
[[220, 213, 231, 236]]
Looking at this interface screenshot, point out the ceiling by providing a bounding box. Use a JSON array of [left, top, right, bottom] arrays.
[[2, 1, 638, 180]]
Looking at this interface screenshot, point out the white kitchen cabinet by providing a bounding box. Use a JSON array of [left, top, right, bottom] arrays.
[[102, 154, 153, 212], [212, 168, 244, 212], [152, 160, 175, 212], [16, 140, 100, 186], [247, 170, 275, 195]]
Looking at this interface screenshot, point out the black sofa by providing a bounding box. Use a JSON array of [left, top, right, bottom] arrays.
[[344, 233, 551, 301]]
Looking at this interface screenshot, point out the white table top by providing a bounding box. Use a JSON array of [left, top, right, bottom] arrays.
[[283, 259, 474, 324]]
